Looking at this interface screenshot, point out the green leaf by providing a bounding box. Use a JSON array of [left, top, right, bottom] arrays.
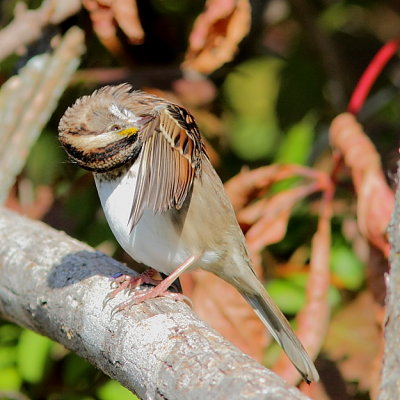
[[0, 367, 22, 390], [270, 115, 316, 192], [227, 116, 280, 160], [0, 347, 17, 369], [17, 330, 52, 383], [274, 114, 316, 165], [263, 340, 281, 368], [266, 278, 306, 314], [330, 244, 364, 290], [267, 274, 341, 314], [223, 57, 283, 116], [319, 2, 353, 32], [98, 380, 139, 400], [0, 324, 21, 346], [222, 57, 283, 161]]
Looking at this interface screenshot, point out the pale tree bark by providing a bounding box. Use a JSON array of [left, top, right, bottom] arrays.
[[0, 26, 84, 204], [0, 0, 81, 61], [0, 207, 311, 400], [379, 161, 400, 400]]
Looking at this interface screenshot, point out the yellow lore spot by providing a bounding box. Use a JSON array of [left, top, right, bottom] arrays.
[[117, 127, 139, 136]]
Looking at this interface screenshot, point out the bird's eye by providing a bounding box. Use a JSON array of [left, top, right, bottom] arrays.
[[110, 124, 121, 132]]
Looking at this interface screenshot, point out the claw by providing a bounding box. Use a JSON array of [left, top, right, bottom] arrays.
[[109, 272, 123, 280], [106, 256, 197, 312], [112, 286, 193, 312]]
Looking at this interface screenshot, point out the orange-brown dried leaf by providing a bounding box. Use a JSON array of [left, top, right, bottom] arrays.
[[224, 165, 281, 212], [324, 291, 382, 394], [182, 0, 251, 74], [83, 0, 121, 54], [237, 197, 269, 226], [225, 164, 327, 213], [246, 208, 291, 251], [83, 0, 112, 37], [111, 0, 144, 44], [83, 0, 143, 56], [240, 183, 320, 252], [181, 270, 267, 361], [329, 113, 394, 257]]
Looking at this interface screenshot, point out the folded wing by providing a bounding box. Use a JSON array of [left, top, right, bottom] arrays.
[[129, 104, 205, 229]]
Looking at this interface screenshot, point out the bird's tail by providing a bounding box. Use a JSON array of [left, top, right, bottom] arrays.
[[235, 274, 319, 383]]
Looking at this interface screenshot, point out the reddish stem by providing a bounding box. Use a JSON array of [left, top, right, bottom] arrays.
[[348, 38, 400, 115]]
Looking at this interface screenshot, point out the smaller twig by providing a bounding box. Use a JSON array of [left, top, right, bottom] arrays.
[[348, 39, 400, 115], [0, 27, 85, 204], [0, 0, 81, 61]]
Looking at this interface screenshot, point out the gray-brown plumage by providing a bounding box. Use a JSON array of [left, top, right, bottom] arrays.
[[58, 84, 319, 383]]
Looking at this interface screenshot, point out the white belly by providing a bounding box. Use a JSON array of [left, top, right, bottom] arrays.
[[94, 163, 195, 274]]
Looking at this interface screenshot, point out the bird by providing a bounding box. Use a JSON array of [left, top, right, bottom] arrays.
[[58, 83, 319, 383]]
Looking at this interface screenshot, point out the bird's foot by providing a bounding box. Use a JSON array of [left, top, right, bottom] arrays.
[[107, 268, 160, 298], [113, 282, 192, 312], [109, 255, 197, 312], [103, 268, 161, 309]]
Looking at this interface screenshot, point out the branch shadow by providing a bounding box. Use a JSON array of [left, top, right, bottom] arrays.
[[47, 250, 134, 289]]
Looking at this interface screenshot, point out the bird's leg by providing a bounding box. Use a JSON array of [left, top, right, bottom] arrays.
[[114, 255, 197, 311], [160, 272, 183, 294], [107, 268, 160, 300]]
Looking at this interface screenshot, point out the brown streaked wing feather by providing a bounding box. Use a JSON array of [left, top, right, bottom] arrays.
[[159, 104, 205, 164], [129, 104, 204, 229]]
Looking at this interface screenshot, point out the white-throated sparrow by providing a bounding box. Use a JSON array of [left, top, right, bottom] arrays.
[[58, 84, 319, 382]]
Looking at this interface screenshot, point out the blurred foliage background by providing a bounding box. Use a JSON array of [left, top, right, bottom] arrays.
[[0, 0, 400, 399]]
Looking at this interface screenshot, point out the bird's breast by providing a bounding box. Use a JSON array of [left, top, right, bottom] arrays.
[[94, 162, 220, 274]]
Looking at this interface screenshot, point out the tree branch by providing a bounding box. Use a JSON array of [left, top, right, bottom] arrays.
[[0, 207, 311, 400], [379, 160, 400, 400]]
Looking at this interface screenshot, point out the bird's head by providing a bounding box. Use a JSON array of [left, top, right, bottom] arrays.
[[58, 84, 156, 172]]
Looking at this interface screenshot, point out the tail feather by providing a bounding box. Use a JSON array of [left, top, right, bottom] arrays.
[[238, 280, 319, 383]]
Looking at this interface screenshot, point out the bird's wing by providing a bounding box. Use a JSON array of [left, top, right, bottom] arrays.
[[129, 104, 205, 229]]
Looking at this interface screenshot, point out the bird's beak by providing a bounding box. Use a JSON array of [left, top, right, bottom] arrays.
[[117, 127, 139, 137]]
